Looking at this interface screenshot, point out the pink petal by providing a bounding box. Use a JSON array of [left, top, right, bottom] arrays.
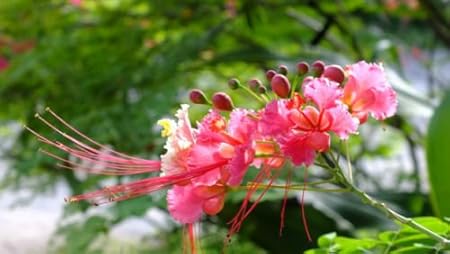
[[227, 109, 257, 143], [344, 61, 398, 120], [227, 145, 254, 186], [371, 87, 398, 120], [167, 185, 204, 224], [280, 132, 329, 166], [260, 100, 293, 137], [188, 143, 223, 185], [196, 110, 226, 143], [327, 106, 359, 139], [303, 78, 343, 110], [202, 194, 225, 216]]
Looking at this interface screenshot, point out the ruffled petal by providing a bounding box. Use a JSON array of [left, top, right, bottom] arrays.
[[167, 185, 204, 224]]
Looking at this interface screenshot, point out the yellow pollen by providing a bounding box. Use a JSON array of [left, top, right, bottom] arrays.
[[157, 119, 174, 137], [212, 119, 226, 132]]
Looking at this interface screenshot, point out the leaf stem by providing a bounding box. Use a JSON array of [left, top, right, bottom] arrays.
[[328, 152, 450, 248], [238, 83, 267, 104]]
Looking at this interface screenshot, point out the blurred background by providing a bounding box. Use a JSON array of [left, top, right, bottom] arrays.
[[0, 0, 449, 253]]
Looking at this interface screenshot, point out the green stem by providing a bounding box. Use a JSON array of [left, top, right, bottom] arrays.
[[330, 156, 450, 248], [290, 74, 300, 98], [238, 84, 267, 104], [344, 140, 353, 184], [234, 184, 347, 193]]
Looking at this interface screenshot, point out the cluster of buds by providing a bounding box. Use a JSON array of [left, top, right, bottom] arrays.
[[28, 60, 397, 250]]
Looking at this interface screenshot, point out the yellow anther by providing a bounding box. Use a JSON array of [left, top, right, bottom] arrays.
[[157, 119, 175, 137]]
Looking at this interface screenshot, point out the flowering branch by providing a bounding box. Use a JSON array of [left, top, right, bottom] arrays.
[[28, 59, 447, 252]]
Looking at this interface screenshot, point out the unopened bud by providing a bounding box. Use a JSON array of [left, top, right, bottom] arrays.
[[278, 65, 288, 75], [212, 92, 234, 111], [312, 60, 325, 77], [228, 78, 240, 90], [322, 64, 345, 84], [189, 89, 208, 104], [258, 86, 267, 94], [248, 79, 263, 92], [296, 61, 309, 75], [265, 70, 277, 81], [271, 74, 291, 98]]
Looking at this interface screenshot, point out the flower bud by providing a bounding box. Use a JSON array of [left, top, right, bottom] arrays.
[[312, 60, 325, 77], [228, 78, 240, 90], [271, 74, 291, 98], [322, 64, 345, 84], [265, 70, 277, 81], [258, 86, 267, 94], [212, 92, 234, 111], [248, 78, 263, 92], [278, 65, 288, 75], [189, 89, 208, 104], [296, 61, 309, 75]]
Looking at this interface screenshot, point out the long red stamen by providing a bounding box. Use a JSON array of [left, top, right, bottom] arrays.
[[279, 167, 292, 237], [45, 108, 147, 161], [66, 160, 228, 205], [301, 167, 312, 241], [39, 149, 155, 175], [188, 223, 197, 254], [25, 111, 161, 175], [227, 165, 282, 240]]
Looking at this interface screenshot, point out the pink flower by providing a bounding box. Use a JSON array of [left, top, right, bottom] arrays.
[[260, 78, 358, 166], [343, 61, 398, 123], [301, 78, 359, 139], [69, 0, 82, 6], [163, 108, 258, 223]]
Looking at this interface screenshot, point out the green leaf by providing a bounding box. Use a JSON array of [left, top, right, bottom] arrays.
[[390, 246, 433, 254], [335, 237, 378, 251], [393, 234, 436, 248], [317, 232, 337, 248], [399, 217, 449, 235], [378, 231, 398, 242], [427, 91, 450, 217], [304, 249, 329, 254]]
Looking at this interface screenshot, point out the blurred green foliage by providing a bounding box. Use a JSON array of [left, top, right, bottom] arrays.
[[427, 91, 450, 218], [0, 0, 449, 253]]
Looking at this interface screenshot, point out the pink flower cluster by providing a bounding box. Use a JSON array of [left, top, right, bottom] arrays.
[[28, 60, 397, 244]]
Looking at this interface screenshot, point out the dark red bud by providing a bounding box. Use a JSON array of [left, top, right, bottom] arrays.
[[271, 74, 291, 98], [258, 86, 267, 94], [248, 79, 263, 92], [322, 64, 346, 84], [296, 61, 309, 75], [278, 65, 288, 75], [212, 92, 234, 111], [312, 60, 325, 77], [228, 78, 240, 90], [189, 89, 208, 104], [265, 70, 277, 81]]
